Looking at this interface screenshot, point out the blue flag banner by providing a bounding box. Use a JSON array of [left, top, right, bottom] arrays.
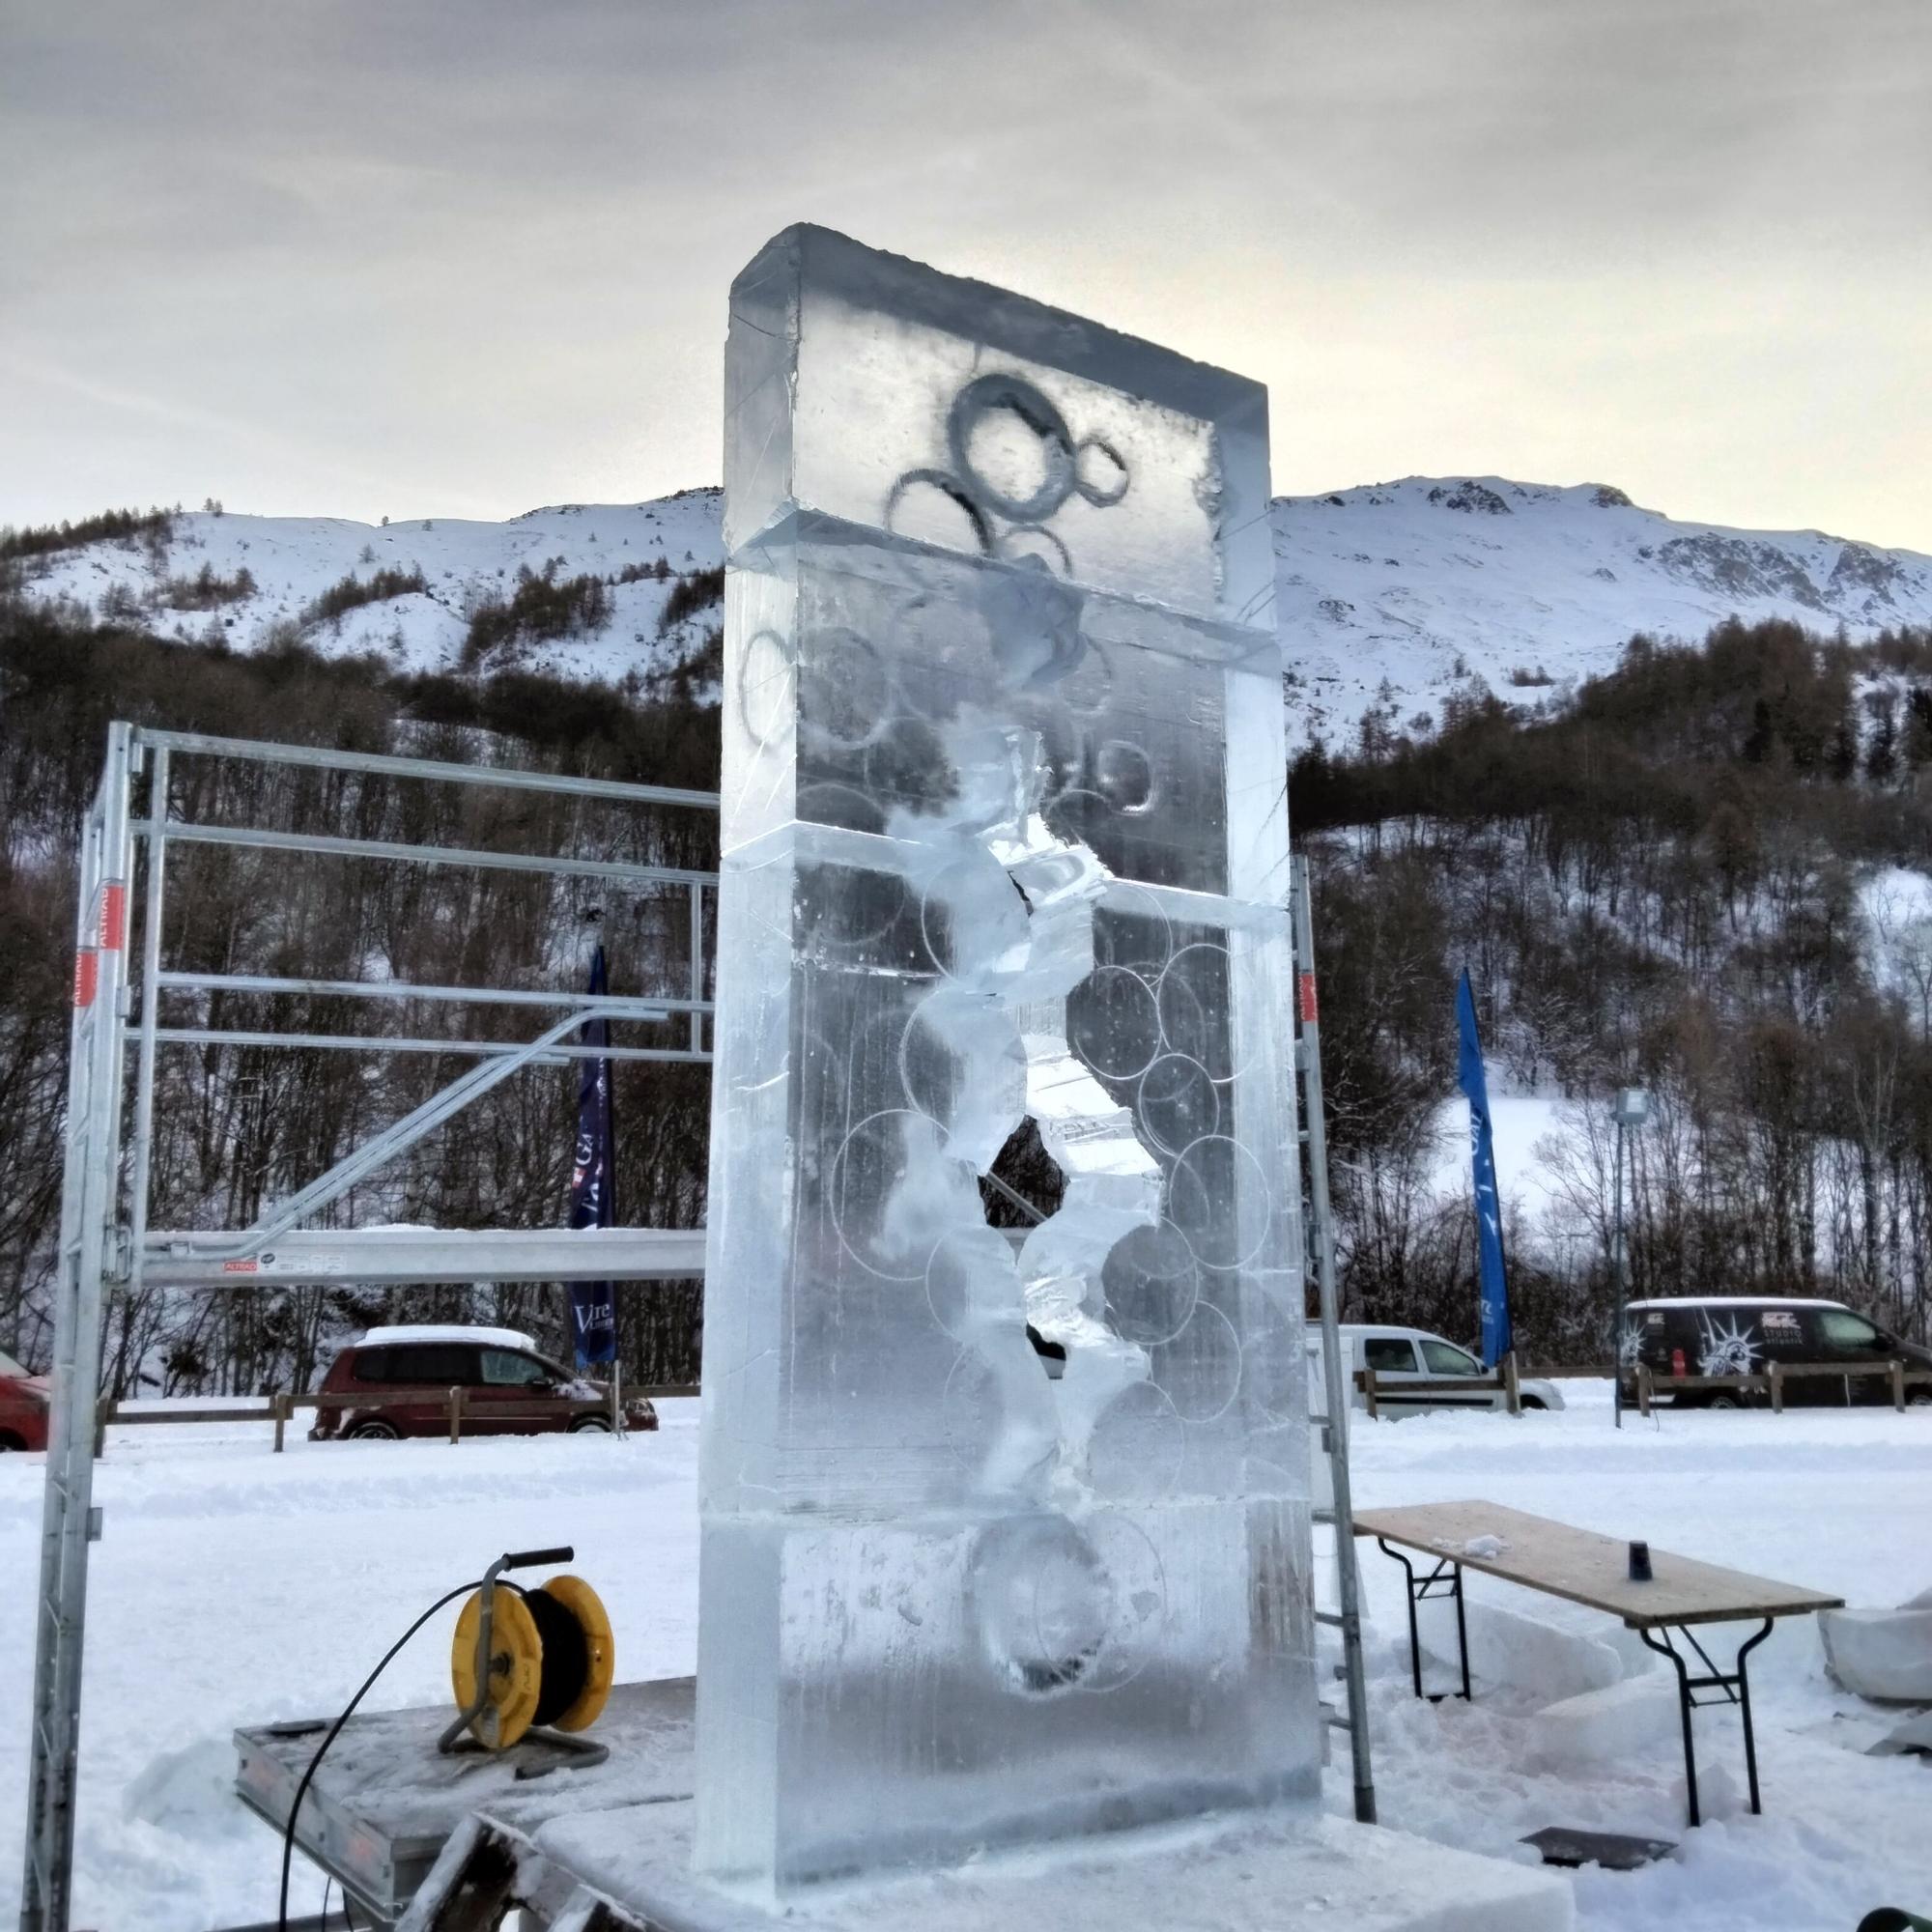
[[1457, 969, 1512, 1369], [568, 945, 618, 1369]]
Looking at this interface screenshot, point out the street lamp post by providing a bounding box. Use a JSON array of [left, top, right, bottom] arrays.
[[1611, 1086, 1651, 1429]]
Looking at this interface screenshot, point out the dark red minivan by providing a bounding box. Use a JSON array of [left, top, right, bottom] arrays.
[[0, 1347, 51, 1453], [310, 1325, 658, 1440]]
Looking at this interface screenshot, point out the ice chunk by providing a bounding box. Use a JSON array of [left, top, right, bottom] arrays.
[[1819, 1602, 1932, 1702], [1528, 1673, 1677, 1774], [699, 225, 1311, 1893], [1422, 1601, 1627, 1705]]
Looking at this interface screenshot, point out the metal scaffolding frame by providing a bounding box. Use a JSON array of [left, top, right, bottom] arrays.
[[20, 726, 1376, 1932], [18, 725, 719, 1932]]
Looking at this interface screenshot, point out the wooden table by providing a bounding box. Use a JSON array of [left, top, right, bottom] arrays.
[[1353, 1500, 1843, 1827]]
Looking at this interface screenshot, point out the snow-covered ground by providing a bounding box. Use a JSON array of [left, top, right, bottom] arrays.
[[19, 475, 1932, 743], [2, 1389, 1928, 1929]]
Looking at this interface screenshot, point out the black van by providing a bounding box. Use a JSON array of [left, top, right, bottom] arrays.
[[1621, 1296, 1932, 1407]]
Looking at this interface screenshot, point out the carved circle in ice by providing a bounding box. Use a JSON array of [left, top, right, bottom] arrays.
[[947, 373, 1082, 525], [1099, 1219, 1201, 1348], [966, 1512, 1114, 1696]]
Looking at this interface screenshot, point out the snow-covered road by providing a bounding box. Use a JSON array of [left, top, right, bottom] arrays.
[[2, 1385, 1927, 1929]]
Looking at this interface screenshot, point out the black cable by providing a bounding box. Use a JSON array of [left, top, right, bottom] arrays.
[[277, 1579, 487, 1932]]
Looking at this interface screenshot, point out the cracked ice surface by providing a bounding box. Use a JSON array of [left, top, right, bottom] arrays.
[[698, 226, 1316, 1895]]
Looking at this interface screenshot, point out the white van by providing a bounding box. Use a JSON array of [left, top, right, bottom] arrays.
[[1305, 1324, 1566, 1418]]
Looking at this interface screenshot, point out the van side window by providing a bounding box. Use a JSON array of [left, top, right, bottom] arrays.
[[1364, 1338, 1417, 1374], [1421, 1340, 1480, 1376], [369, 1344, 474, 1384], [1816, 1310, 1881, 1352]]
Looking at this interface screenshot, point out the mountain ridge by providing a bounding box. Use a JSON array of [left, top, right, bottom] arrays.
[[15, 476, 1931, 741]]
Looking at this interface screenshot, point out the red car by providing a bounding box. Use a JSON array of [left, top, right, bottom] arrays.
[[309, 1325, 658, 1441], [0, 1348, 50, 1453]]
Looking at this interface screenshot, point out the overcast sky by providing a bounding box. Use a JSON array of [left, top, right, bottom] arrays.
[[6, 0, 1929, 548]]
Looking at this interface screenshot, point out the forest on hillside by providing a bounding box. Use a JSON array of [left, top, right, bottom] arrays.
[[1297, 619, 1932, 1357], [3, 578, 1930, 1389]]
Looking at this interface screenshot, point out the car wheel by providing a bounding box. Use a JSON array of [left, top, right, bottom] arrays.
[[0, 1433, 25, 1452], [346, 1417, 400, 1440], [1705, 1392, 1745, 1410], [1520, 1396, 1547, 1411], [568, 1414, 613, 1434], [1907, 1390, 1932, 1409]]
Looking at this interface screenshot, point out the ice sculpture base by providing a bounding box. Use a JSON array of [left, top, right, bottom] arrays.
[[530, 1797, 1573, 1932]]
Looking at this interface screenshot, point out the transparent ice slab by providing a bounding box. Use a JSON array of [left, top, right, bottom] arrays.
[[700, 225, 1315, 1894]]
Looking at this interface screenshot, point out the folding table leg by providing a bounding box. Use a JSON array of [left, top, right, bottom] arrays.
[[1641, 1626, 1702, 1827], [1733, 1618, 1774, 1812], [1376, 1541, 1471, 1702], [1637, 1618, 1776, 1828]]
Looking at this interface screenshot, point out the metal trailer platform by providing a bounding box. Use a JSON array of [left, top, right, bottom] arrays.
[[239, 1677, 1567, 1932], [398, 1785, 1574, 1932], [234, 1677, 696, 1929]]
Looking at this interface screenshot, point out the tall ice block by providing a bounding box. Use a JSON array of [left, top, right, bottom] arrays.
[[698, 224, 1315, 1891]]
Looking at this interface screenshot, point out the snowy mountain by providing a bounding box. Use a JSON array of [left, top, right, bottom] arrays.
[[1273, 477, 1932, 743], [16, 490, 728, 688], [17, 477, 1932, 741]]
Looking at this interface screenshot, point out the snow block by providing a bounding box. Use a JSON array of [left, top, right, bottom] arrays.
[[1528, 1672, 1678, 1775], [530, 1800, 1574, 1932], [1820, 1604, 1932, 1703], [1423, 1601, 1627, 1704]]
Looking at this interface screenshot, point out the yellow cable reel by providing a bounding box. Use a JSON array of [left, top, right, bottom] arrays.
[[539, 1575, 615, 1733], [449, 1575, 613, 1749]]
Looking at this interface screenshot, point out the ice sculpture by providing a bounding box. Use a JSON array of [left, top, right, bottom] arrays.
[[698, 225, 1314, 1893]]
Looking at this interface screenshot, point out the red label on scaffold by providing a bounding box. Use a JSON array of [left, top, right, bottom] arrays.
[[99, 881, 128, 951], [221, 1260, 259, 1274], [1298, 973, 1319, 1023], [73, 949, 99, 1009]]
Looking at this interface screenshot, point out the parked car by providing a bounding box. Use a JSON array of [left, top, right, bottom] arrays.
[[1620, 1296, 1932, 1407], [0, 1347, 50, 1452], [1306, 1324, 1566, 1416], [309, 1324, 659, 1440]]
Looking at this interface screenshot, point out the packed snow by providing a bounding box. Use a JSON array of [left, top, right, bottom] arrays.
[[3, 1387, 1928, 1929], [18, 477, 1932, 743]]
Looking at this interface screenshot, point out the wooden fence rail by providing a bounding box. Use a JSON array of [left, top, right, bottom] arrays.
[[1634, 1359, 1932, 1417], [1358, 1351, 1521, 1420], [94, 1383, 702, 1454]]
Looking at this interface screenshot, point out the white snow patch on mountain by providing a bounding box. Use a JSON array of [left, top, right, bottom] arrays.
[[1275, 476, 1932, 744], [21, 491, 726, 684], [19, 477, 1932, 741]]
